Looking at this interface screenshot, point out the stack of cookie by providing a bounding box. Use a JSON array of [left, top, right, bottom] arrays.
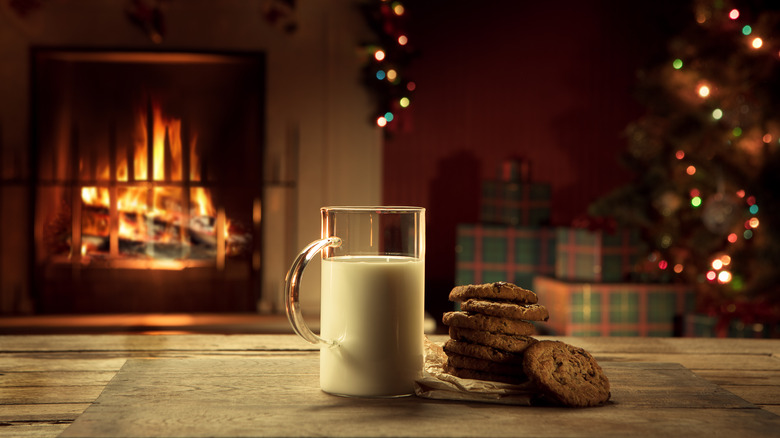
[[441, 281, 546, 385], [441, 281, 610, 407]]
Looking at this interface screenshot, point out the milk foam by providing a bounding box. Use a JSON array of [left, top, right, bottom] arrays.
[[320, 255, 424, 397]]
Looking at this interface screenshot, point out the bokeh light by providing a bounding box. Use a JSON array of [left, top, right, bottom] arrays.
[[376, 116, 387, 127], [752, 37, 763, 49], [673, 59, 683, 69], [729, 9, 739, 19], [374, 50, 385, 61], [687, 165, 697, 175], [698, 84, 710, 97], [712, 108, 723, 119]]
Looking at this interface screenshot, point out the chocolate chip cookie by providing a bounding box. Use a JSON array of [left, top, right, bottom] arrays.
[[449, 282, 538, 304], [522, 340, 611, 407], [442, 311, 536, 336], [461, 299, 549, 321], [443, 339, 524, 364], [447, 327, 538, 354]]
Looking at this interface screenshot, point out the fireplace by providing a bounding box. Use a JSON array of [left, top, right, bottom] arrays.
[[30, 49, 265, 314]]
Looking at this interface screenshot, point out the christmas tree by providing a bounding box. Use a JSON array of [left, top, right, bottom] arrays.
[[590, 0, 780, 311]]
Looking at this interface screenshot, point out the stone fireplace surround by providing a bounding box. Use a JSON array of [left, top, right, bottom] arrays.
[[0, 0, 382, 319]]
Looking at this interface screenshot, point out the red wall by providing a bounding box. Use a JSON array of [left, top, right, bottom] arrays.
[[382, 1, 688, 319]]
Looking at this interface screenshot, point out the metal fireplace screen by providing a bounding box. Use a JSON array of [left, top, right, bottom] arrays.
[[31, 50, 264, 313]]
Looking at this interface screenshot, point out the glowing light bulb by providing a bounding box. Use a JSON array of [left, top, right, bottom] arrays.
[[376, 116, 387, 127], [742, 25, 752, 35], [659, 260, 668, 270], [690, 188, 700, 197], [398, 35, 408, 46], [712, 259, 723, 270], [392, 2, 404, 15], [386, 69, 397, 81], [376, 70, 386, 80], [720, 255, 731, 266], [691, 196, 702, 207], [686, 165, 696, 175], [733, 127, 743, 137], [736, 190, 745, 198], [674, 264, 684, 274], [752, 38, 763, 49], [706, 271, 717, 281], [749, 204, 759, 215], [749, 217, 759, 228], [673, 59, 683, 69], [718, 271, 732, 283], [712, 108, 723, 119], [374, 50, 385, 61], [406, 81, 416, 91], [729, 9, 739, 20], [399, 97, 410, 107], [763, 134, 773, 143], [384, 112, 394, 122], [676, 150, 685, 159], [727, 233, 738, 243], [698, 84, 710, 98]]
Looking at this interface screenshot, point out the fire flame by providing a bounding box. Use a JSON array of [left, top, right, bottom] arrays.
[[80, 101, 221, 256]]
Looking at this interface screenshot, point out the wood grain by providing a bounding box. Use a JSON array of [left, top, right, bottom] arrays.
[[1, 335, 778, 437], [57, 358, 776, 437]]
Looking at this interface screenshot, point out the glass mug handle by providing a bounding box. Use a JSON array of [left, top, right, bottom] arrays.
[[284, 236, 342, 346]]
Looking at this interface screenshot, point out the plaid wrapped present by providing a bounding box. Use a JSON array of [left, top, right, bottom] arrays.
[[555, 227, 640, 283], [533, 276, 696, 337], [480, 180, 551, 227], [455, 224, 555, 291]]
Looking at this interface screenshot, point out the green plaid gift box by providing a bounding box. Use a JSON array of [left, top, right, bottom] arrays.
[[533, 276, 696, 337], [480, 181, 551, 227], [455, 224, 555, 290], [555, 227, 640, 283]]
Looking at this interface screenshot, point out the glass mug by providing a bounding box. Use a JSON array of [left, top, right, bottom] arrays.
[[285, 206, 425, 397]]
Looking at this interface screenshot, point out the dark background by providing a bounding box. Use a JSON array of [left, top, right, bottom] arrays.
[[381, 1, 691, 321]]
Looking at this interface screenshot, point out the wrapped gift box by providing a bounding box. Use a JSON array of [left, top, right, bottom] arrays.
[[533, 276, 695, 337], [455, 224, 555, 290], [480, 181, 551, 227], [555, 227, 640, 283]]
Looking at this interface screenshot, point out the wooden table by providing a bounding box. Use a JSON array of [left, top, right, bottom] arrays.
[[2, 334, 779, 437]]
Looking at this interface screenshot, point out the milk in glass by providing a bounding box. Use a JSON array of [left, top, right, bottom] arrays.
[[320, 255, 424, 397]]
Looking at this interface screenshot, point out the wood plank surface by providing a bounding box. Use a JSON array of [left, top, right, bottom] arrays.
[[58, 358, 778, 438], [1, 335, 779, 438]]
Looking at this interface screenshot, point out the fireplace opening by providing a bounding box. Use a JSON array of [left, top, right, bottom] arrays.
[[31, 49, 265, 314]]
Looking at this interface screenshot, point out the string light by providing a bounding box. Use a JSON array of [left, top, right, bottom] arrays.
[[376, 116, 387, 127], [399, 97, 410, 107], [728, 233, 738, 243], [712, 108, 723, 119], [718, 271, 732, 283], [729, 9, 740, 20], [697, 84, 711, 97], [398, 35, 408, 46], [374, 50, 385, 61], [392, 1, 404, 16], [686, 165, 696, 175], [691, 196, 702, 207], [676, 150, 685, 159], [674, 264, 684, 274], [673, 58, 683, 69], [742, 25, 752, 35], [752, 37, 763, 49]]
